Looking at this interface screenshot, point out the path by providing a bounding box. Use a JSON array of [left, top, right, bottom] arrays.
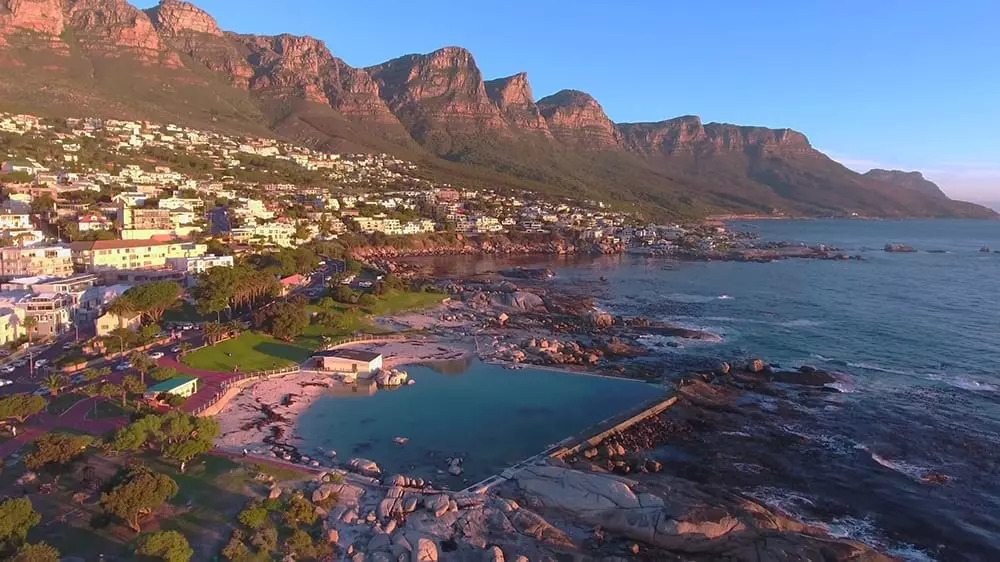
[[0, 396, 128, 459]]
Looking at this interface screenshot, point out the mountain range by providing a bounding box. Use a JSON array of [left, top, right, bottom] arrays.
[[0, 0, 993, 219]]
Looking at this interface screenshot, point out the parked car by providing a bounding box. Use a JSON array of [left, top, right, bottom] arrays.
[[34, 358, 48, 367], [0, 378, 12, 386], [1, 365, 15, 374], [71, 374, 86, 384], [32, 388, 51, 396], [148, 352, 164, 360], [171, 346, 182, 353], [0, 348, 11, 356], [62, 342, 75, 350], [115, 362, 131, 372], [12, 360, 26, 367]]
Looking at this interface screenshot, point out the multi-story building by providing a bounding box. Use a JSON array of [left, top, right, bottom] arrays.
[[119, 206, 173, 230], [229, 222, 297, 247], [0, 246, 74, 279], [17, 292, 74, 338], [166, 255, 234, 275], [69, 239, 207, 272], [0, 208, 32, 230]]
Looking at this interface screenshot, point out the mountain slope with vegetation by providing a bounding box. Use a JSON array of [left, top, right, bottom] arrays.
[[0, 0, 992, 219]]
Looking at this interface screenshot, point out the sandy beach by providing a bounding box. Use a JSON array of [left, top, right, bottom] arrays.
[[214, 334, 476, 457]]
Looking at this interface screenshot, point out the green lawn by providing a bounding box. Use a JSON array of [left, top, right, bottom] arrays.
[[368, 290, 447, 316], [47, 392, 87, 415], [181, 332, 317, 372], [87, 399, 127, 420]]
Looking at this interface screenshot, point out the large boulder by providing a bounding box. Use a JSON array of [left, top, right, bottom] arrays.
[[587, 310, 614, 328], [348, 457, 382, 477], [411, 537, 438, 562], [493, 291, 545, 311]]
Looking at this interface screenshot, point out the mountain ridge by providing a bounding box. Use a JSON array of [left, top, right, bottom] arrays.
[[0, 0, 993, 219]]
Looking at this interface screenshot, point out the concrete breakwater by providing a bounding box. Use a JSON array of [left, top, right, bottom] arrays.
[[462, 393, 679, 494]]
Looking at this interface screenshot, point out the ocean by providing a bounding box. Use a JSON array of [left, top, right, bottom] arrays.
[[551, 219, 1000, 561], [304, 219, 999, 560]]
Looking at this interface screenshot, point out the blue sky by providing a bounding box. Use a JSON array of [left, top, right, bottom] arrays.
[[142, 1, 999, 201]]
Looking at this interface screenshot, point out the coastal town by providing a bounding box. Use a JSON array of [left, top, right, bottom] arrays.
[[0, 111, 895, 562]]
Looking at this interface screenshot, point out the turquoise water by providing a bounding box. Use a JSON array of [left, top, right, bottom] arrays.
[[296, 360, 663, 484]]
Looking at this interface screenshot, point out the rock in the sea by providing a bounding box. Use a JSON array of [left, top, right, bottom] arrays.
[[326, 529, 340, 544], [484, 545, 505, 562], [411, 537, 439, 562], [587, 310, 614, 328], [348, 457, 382, 476], [424, 494, 451, 517], [748, 359, 766, 373], [268, 485, 282, 500]]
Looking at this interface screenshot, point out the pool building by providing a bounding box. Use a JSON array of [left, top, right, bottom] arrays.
[[311, 349, 383, 375], [144, 376, 199, 399]]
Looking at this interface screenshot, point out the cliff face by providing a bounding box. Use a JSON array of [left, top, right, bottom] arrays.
[[145, 0, 221, 37], [66, 0, 178, 64], [484, 72, 551, 137], [367, 47, 510, 146], [234, 33, 401, 127], [619, 115, 813, 157], [863, 169, 948, 199], [0, 0, 66, 37], [537, 89, 621, 150]]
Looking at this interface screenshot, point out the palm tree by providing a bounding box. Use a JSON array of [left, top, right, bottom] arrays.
[[130, 352, 157, 386], [42, 374, 67, 397], [108, 327, 132, 358], [203, 322, 224, 346], [22, 315, 38, 377]]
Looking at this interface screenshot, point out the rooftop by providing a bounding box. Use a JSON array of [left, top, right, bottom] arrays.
[[313, 349, 383, 362], [146, 376, 199, 393]]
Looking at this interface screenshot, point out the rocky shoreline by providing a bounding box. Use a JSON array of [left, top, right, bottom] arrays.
[[215, 255, 914, 560]]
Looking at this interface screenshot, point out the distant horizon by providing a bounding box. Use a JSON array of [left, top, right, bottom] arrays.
[[135, 0, 998, 202]]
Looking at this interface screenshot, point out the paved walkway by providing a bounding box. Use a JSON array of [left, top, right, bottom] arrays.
[[0, 396, 128, 459]]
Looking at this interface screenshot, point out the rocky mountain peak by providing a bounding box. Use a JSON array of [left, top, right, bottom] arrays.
[[485, 72, 550, 137], [145, 0, 222, 37], [863, 169, 948, 198], [66, 0, 170, 62], [366, 46, 509, 148], [537, 89, 621, 149], [0, 0, 67, 37]]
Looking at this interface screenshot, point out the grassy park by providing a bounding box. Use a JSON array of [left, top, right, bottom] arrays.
[[180, 332, 315, 372]]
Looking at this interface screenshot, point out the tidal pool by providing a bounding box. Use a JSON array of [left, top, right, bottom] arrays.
[[296, 360, 664, 485]]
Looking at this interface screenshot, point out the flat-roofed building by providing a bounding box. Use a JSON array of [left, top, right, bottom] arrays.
[[0, 246, 74, 279], [144, 376, 199, 399], [70, 239, 207, 272], [311, 349, 383, 375]]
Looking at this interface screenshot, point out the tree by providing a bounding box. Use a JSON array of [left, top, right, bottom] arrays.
[[109, 327, 134, 356], [359, 294, 377, 308], [111, 413, 163, 451], [203, 321, 225, 346], [282, 494, 318, 527], [250, 527, 277, 554], [130, 352, 157, 385], [122, 375, 146, 407], [237, 502, 269, 529], [101, 466, 178, 532], [149, 366, 178, 382], [120, 282, 182, 323], [135, 530, 192, 562], [99, 382, 121, 405], [24, 433, 93, 471], [106, 296, 135, 321], [41, 374, 66, 397], [221, 530, 250, 561], [81, 368, 102, 382], [11, 542, 59, 562], [0, 394, 46, 422], [0, 498, 40, 551], [29, 194, 55, 214]]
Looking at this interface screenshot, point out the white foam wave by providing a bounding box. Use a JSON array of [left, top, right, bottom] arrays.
[[943, 377, 998, 392], [824, 381, 857, 393], [855, 444, 933, 481], [732, 462, 764, 474], [664, 293, 734, 304], [721, 430, 751, 437], [847, 362, 911, 376], [743, 486, 816, 518], [780, 319, 824, 327], [828, 516, 936, 562]]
